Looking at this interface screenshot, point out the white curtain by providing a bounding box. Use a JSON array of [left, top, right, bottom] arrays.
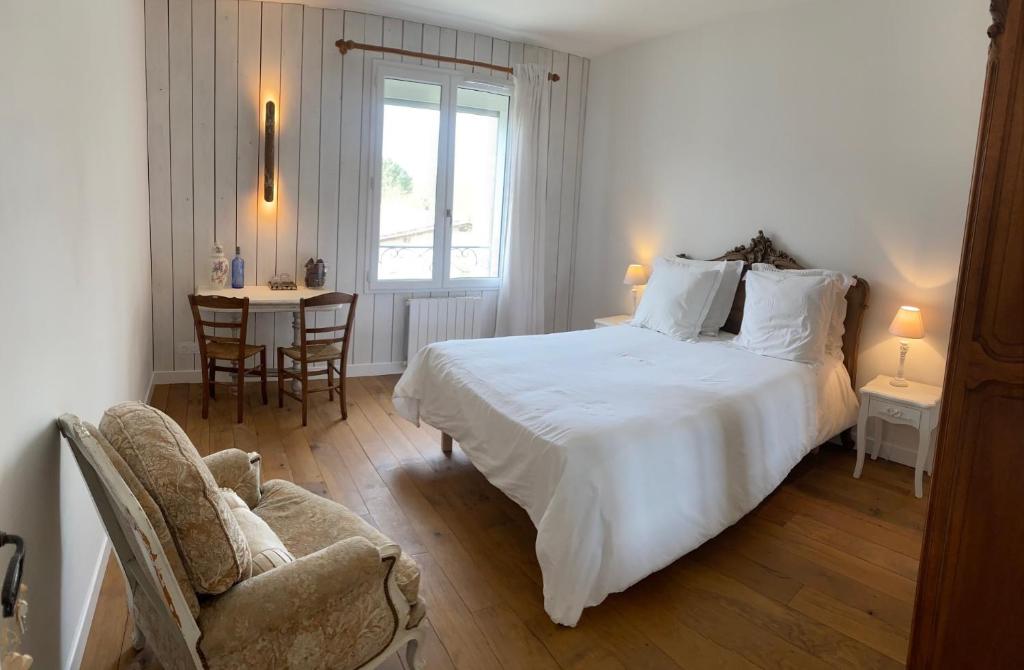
[[495, 64, 551, 337]]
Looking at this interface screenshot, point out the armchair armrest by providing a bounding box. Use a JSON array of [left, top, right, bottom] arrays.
[[199, 537, 406, 669], [203, 449, 261, 508]]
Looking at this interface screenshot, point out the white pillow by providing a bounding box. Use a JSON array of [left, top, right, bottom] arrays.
[[751, 263, 854, 359], [668, 258, 744, 335], [736, 271, 836, 364], [631, 258, 724, 341]]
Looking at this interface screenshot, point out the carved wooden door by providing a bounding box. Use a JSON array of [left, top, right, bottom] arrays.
[[908, 1, 1024, 666]]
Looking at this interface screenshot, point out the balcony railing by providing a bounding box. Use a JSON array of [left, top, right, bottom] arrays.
[[378, 244, 497, 280]]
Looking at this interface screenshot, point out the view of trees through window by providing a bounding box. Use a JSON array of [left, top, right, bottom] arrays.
[[375, 75, 509, 284]]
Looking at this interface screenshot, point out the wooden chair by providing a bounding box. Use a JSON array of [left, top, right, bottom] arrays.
[[188, 294, 268, 423], [278, 292, 358, 426]]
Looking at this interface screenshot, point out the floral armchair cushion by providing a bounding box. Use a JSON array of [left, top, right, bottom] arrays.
[[100, 402, 251, 594]]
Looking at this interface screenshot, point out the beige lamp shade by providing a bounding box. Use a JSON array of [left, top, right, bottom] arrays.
[[623, 263, 649, 286], [889, 306, 925, 339]]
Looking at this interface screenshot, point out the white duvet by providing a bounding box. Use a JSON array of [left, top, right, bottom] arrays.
[[393, 325, 858, 626]]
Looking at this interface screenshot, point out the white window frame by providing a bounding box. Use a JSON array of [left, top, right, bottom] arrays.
[[366, 60, 512, 292]]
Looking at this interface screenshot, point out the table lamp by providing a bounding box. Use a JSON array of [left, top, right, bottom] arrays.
[[623, 264, 649, 314], [888, 306, 925, 387]]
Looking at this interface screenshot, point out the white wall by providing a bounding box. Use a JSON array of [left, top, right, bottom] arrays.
[[0, 1, 152, 667], [573, 0, 989, 464], [146, 0, 590, 382]]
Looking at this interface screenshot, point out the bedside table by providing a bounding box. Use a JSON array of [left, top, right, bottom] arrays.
[[853, 374, 942, 498], [594, 315, 631, 328]]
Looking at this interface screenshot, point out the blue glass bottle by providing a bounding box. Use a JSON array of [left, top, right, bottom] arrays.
[[231, 246, 245, 288]]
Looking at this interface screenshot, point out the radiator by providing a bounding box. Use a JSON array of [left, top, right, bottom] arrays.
[[406, 296, 483, 362]]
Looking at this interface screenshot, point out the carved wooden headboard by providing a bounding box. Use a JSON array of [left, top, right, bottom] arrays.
[[678, 231, 870, 387]]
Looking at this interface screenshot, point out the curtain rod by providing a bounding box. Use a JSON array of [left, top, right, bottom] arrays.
[[335, 40, 561, 81]]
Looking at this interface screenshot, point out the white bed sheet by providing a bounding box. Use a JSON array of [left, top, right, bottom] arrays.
[[393, 325, 858, 626]]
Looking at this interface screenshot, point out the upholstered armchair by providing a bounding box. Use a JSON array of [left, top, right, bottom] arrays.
[[59, 403, 426, 670]]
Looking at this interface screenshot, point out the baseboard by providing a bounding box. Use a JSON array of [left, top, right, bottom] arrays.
[[66, 540, 111, 670], [348, 361, 407, 376], [151, 361, 407, 387]]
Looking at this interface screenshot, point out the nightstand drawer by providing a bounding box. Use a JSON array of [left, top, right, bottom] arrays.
[[868, 396, 921, 427]]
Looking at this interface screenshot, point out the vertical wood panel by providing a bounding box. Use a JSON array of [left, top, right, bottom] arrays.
[[254, 3, 281, 354], [439, 28, 456, 69], [214, 0, 238, 253], [169, 0, 195, 370], [508, 41, 525, 69], [337, 10, 364, 305], [392, 291, 410, 361], [235, 0, 260, 281], [491, 38, 510, 79], [372, 293, 394, 362], [315, 8, 344, 331], [146, 0, 174, 371], [472, 34, 492, 75], [256, 3, 281, 286], [192, 0, 216, 294], [382, 16, 403, 62], [422, 25, 440, 64], [455, 30, 474, 72], [295, 6, 322, 270], [401, 21, 422, 65], [352, 13, 383, 364], [274, 3, 303, 351], [146, 1, 589, 373], [235, 1, 261, 345]]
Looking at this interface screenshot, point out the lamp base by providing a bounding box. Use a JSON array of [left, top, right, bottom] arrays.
[[890, 340, 911, 387]]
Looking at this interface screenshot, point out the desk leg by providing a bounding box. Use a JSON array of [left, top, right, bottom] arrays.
[[853, 404, 868, 479], [291, 311, 302, 393]]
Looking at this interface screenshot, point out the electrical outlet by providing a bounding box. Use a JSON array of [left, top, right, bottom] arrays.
[[176, 341, 199, 355]]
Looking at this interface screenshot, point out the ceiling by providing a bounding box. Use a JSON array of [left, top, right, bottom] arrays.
[[294, 0, 810, 58]]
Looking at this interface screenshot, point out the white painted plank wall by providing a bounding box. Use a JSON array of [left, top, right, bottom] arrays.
[[145, 0, 589, 376]]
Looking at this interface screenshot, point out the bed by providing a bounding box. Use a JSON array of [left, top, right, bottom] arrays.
[[393, 232, 870, 626]]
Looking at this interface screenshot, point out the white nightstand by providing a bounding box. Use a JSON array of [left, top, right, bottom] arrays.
[[854, 374, 942, 498], [594, 314, 631, 328]]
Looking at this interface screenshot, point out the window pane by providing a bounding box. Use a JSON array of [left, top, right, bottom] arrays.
[[378, 79, 441, 281], [450, 87, 509, 279]]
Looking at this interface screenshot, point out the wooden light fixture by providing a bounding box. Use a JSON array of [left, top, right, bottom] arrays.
[[264, 100, 275, 202]]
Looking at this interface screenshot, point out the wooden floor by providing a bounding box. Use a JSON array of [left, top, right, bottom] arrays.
[[82, 376, 929, 669]]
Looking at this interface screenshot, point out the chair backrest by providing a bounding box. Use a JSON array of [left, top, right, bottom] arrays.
[[58, 415, 203, 669], [188, 294, 250, 360], [298, 292, 358, 366]]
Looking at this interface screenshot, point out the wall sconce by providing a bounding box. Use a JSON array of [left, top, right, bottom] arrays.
[[264, 100, 275, 202]]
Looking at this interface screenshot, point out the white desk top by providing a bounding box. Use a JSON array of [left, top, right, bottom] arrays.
[[860, 374, 942, 407], [195, 286, 335, 312]]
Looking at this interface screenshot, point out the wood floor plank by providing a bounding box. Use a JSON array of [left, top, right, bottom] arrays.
[[474, 604, 561, 670], [790, 586, 909, 663], [784, 513, 919, 580], [86, 380, 929, 670], [416, 554, 503, 670], [677, 561, 901, 669], [767, 488, 923, 558]]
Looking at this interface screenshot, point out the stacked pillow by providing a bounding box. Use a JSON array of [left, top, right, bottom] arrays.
[[630, 258, 725, 340], [736, 264, 854, 364]]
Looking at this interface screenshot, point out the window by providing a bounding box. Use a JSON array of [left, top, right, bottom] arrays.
[[370, 64, 510, 289]]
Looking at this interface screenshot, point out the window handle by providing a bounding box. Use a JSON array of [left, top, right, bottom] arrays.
[[445, 208, 452, 221]]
